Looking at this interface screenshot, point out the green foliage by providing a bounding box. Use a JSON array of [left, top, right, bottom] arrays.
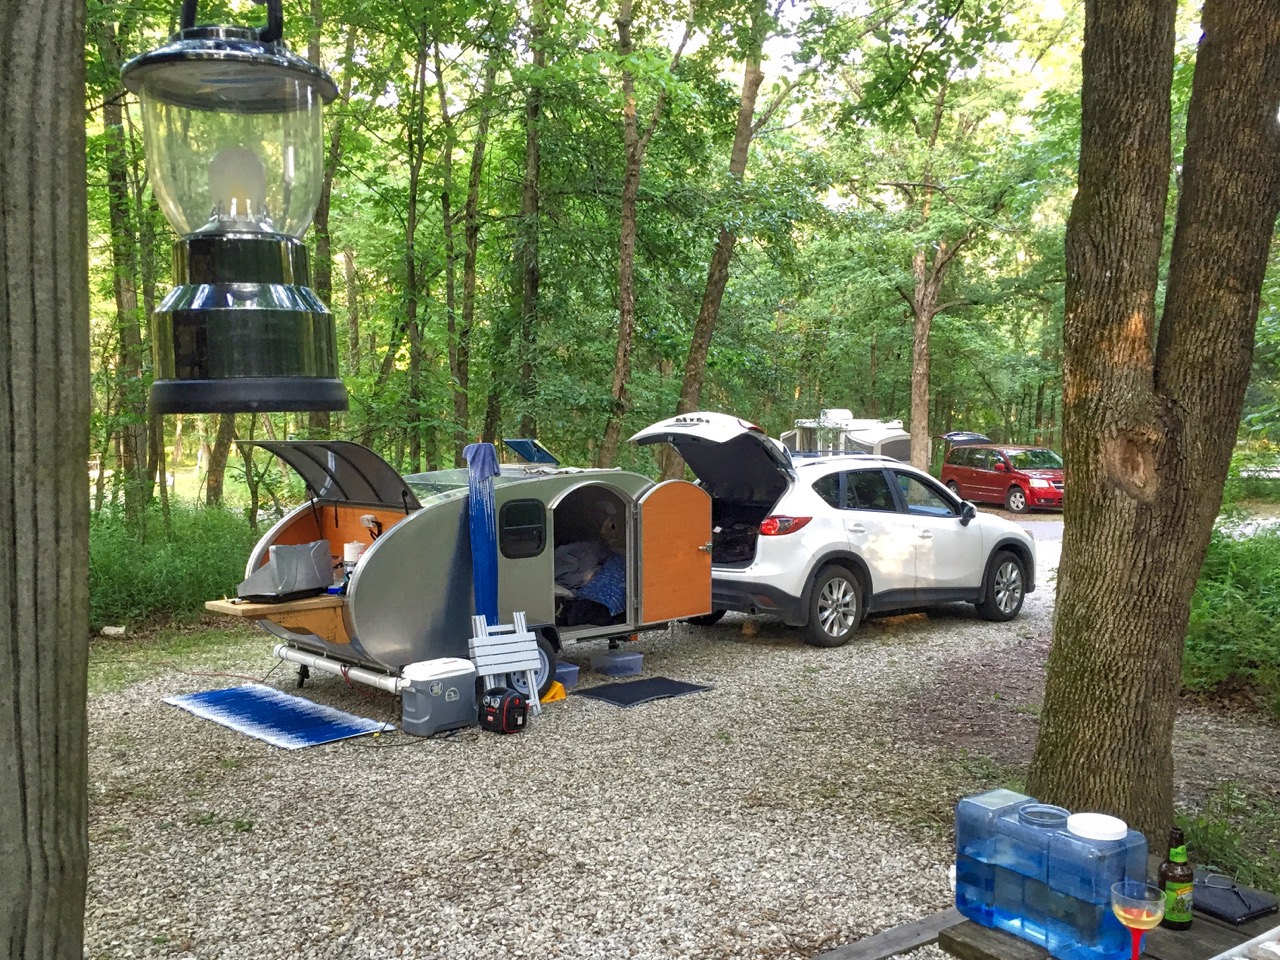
[[1177, 782, 1280, 892], [1184, 526, 1280, 717], [89, 503, 259, 627], [1222, 443, 1280, 506]]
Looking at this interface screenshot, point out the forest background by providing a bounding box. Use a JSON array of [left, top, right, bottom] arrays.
[[85, 0, 1279, 511]]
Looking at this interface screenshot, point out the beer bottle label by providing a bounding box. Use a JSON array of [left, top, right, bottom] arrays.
[[1170, 844, 1188, 864], [1165, 881, 1193, 922]]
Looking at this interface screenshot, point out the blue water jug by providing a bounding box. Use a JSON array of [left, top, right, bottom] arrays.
[[1045, 813, 1148, 960], [955, 789, 1032, 925], [991, 802, 1070, 944], [955, 792, 1147, 960]]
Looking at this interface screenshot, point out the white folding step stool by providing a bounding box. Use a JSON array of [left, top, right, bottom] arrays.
[[467, 612, 543, 716]]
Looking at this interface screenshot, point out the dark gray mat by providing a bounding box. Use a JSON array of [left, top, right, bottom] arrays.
[[574, 676, 712, 708]]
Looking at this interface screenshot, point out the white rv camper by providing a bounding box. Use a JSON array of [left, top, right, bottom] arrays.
[[779, 409, 910, 460]]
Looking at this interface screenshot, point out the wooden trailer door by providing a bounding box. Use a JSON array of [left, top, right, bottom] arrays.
[[637, 480, 712, 623]]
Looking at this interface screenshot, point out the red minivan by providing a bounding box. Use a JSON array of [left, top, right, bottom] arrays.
[[940, 444, 1064, 513]]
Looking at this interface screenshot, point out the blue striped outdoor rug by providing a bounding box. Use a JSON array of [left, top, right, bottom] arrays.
[[164, 683, 394, 750]]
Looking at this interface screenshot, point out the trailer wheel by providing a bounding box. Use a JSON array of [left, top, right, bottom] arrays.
[[506, 633, 558, 701]]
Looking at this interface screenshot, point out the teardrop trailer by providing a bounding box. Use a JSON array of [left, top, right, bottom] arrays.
[[205, 440, 714, 699]]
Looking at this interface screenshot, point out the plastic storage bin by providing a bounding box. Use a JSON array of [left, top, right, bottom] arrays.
[[555, 661, 581, 690], [591, 651, 643, 676]]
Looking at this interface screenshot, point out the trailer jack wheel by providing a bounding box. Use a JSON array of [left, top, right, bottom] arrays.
[[296, 664, 310, 688]]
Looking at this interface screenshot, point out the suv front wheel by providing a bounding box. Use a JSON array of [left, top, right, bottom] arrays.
[[804, 565, 862, 647], [976, 550, 1026, 621]]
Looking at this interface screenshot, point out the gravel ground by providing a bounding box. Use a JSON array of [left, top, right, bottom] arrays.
[[86, 542, 1061, 960]]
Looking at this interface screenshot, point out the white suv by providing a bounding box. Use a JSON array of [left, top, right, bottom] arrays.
[[631, 412, 1036, 647]]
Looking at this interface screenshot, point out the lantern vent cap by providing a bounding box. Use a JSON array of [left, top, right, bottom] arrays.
[[121, 26, 338, 113]]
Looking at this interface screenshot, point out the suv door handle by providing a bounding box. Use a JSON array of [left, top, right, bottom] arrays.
[[847, 523, 866, 534], [918, 530, 934, 540]]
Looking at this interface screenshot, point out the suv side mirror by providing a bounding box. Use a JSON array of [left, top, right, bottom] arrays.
[[960, 502, 977, 525]]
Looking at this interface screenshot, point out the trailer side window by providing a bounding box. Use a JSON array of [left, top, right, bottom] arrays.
[[499, 499, 547, 559]]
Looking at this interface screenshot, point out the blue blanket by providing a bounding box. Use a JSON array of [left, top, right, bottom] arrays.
[[575, 552, 627, 616]]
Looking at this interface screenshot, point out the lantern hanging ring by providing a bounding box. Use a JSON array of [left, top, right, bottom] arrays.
[[181, 0, 283, 43]]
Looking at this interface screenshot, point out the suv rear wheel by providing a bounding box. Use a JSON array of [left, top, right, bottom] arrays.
[[804, 565, 862, 647], [1005, 486, 1029, 513]]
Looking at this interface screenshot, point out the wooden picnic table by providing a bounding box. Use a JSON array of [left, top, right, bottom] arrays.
[[938, 910, 1278, 960], [815, 904, 1277, 960]]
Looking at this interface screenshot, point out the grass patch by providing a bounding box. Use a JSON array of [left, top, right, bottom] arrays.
[[1185, 527, 1280, 717], [90, 502, 259, 629], [89, 622, 266, 695], [1177, 782, 1280, 892]]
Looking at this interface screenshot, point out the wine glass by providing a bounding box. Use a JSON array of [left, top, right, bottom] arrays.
[[1111, 881, 1166, 960]]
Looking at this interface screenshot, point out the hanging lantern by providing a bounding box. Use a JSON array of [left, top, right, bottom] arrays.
[[122, 0, 346, 413]]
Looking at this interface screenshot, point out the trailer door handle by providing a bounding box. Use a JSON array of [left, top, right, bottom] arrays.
[[698, 541, 712, 553]]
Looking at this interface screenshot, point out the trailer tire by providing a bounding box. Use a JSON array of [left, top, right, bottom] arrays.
[[505, 633, 558, 701]]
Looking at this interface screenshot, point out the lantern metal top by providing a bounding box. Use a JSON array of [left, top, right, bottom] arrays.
[[121, 24, 338, 115]]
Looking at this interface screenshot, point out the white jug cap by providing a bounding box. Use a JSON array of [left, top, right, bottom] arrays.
[[1067, 812, 1127, 841]]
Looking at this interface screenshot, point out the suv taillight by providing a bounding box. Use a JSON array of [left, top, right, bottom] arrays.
[[760, 516, 811, 536]]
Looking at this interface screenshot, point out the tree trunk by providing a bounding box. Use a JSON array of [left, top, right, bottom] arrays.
[[344, 248, 360, 373], [404, 29, 430, 473], [204, 413, 236, 506], [518, 0, 546, 441], [1027, 0, 1280, 842], [659, 21, 767, 480], [456, 58, 499, 460], [598, 1, 687, 466], [0, 1, 91, 954], [94, 20, 150, 519], [908, 244, 940, 469]]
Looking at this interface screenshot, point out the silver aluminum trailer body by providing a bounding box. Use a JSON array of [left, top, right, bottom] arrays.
[[220, 443, 712, 682]]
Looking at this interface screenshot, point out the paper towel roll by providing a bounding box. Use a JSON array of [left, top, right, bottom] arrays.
[[344, 541, 365, 564]]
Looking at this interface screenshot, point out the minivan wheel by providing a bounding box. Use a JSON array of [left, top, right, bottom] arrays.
[[976, 550, 1026, 621], [946, 480, 961, 496], [804, 565, 862, 648], [1005, 486, 1029, 513]]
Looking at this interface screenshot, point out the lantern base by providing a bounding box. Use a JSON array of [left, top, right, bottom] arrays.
[[151, 377, 348, 414], [150, 233, 348, 414]]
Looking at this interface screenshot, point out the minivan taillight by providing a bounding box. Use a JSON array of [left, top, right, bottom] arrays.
[[760, 516, 811, 536]]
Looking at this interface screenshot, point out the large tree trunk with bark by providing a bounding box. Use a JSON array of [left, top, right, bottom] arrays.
[[0, 0, 91, 953], [1028, 0, 1280, 841]]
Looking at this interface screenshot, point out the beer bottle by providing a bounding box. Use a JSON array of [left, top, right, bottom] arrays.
[[1159, 826, 1194, 929]]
